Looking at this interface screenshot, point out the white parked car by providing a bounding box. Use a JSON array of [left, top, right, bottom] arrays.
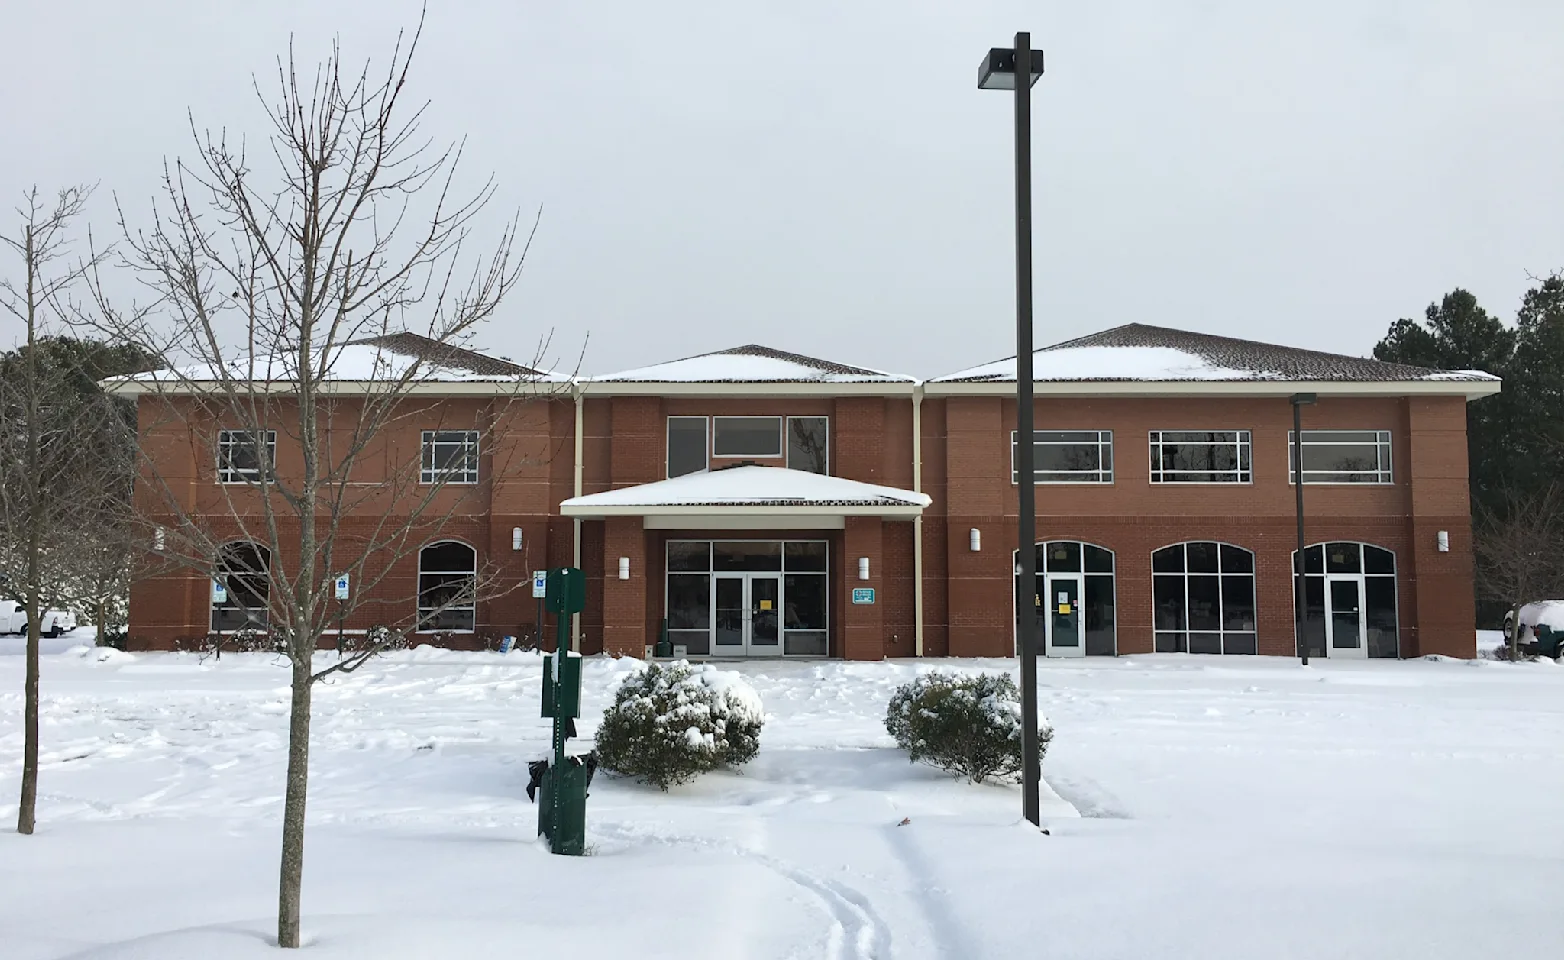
[[1503, 600, 1564, 659], [0, 601, 78, 638]]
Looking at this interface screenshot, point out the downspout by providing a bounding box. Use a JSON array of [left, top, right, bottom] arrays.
[[912, 383, 925, 657], [571, 382, 584, 651]]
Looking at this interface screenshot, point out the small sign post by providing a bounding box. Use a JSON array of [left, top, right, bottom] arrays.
[[532, 570, 547, 650], [333, 574, 350, 654], [211, 579, 227, 604]]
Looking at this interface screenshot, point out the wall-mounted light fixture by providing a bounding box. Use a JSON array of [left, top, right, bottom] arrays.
[[1437, 530, 1450, 553], [153, 526, 166, 551], [512, 527, 523, 551], [858, 557, 870, 581], [618, 556, 631, 580], [969, 528, 982, 552]]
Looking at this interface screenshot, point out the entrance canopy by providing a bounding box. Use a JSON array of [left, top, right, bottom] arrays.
[[560, 465, 930, 528]]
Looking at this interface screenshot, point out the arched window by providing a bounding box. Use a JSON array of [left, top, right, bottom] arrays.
[[1015, 542, 1116, 657], [418, 541, 477, 633], [1293, 542, 1397, 658], [1152, 542, 1257, 655], [212, 541, 270, 632]]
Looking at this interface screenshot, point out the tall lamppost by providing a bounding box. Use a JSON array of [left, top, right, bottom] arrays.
[[979, 33, 1046, 827], [1291, 393, 1317, 665]]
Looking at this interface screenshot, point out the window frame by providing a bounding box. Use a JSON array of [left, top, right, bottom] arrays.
[[217, 429, 277, 484], [1150, 541, 1258, 655], [416, 539, 478, 634], [211, 540, 271, 633], [662, 539, 830, 657], [1288, 430, 1393, 485], [1148, 430, 1253, 484], [420, 429, 481, 485], [666, 416, 710, 478], [1291, 542, 1400, 658], [1009, 430, 1114, 485], [785, 416, 830, 475], [712, 416, 784, 459]]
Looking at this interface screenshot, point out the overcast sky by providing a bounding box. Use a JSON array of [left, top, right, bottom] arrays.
[[3, 1, 1561, 378]]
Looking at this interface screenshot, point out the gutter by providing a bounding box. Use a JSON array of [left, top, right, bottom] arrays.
[[912, 383, 925, 657], [558, 503, 928, 519], [921, 379, 1502, 401], [571, 381, 584, 651]]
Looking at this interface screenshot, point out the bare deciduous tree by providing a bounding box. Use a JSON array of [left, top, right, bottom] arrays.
[[89, 22, 557, 949], [0, 186, 118, 835], [1474, 482, 1564, 659]]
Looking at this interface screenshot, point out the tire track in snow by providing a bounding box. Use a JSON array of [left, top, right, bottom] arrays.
[[595, 820, 890, 960]]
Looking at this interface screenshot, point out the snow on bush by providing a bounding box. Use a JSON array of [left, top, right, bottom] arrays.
[[595, 661, 764, 790], [886, 671, 1051, 784]]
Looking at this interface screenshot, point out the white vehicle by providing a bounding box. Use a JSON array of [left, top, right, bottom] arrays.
[[0, 601, 78, 638], [40, 608, 77, 637], [1503, 600, 1564, 659], [0, 600, 22, 634]]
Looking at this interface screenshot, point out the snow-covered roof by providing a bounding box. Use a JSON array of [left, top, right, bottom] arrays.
[[931, 324, 1504, 385], [560, 465, 930, 517], [593, 345, 914, 384], [111, 333, 568, 387]]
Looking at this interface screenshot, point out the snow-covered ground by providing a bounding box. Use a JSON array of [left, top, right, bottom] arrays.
[[2, 640, 1562, 959]]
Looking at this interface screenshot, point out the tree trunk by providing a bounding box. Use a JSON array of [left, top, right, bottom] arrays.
[[96, 600, 108, 647], [16, 222, 41, 836], [1510, 597, 1522, 660], [276, 655, 313, 948], [17, 597, 40, 835]]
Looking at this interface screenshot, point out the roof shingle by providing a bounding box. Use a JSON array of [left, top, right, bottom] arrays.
[[933, 323, 1499, 383], [594, 344, 913, 383]]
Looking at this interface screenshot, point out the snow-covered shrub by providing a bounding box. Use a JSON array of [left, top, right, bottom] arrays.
[[338, 624, 410, 654], [595, 661, 764, 790], [885, 671, 1051, 784]]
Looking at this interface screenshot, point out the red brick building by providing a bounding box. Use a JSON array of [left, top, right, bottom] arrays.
[[122, 324, 1498, 660]]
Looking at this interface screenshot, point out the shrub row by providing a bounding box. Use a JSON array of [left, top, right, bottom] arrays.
[[594, 663, 1050, 790]]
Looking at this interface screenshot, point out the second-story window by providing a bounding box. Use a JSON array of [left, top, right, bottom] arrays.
[[787, 417, 829, 475], [1149, 430, 1252, 483], [421, 430, 480, 484], [667, 417, 709, 478], [1010, 430, 1113, 483], [713, 416, 783, 458], [217, 429, 276, 484], [1289, 430, 1393, 484]]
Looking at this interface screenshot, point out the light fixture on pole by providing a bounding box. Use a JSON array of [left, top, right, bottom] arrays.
[[979, 31, 1045, 828], [1291, 393, 1317, 665]]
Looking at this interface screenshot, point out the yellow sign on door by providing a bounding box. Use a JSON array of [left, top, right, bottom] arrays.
[[1058, 603, 1071, 615], [759, 599, 773, 611]]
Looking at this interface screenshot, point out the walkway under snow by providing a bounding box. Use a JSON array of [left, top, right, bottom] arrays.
[[1, 642, 1560, 958]]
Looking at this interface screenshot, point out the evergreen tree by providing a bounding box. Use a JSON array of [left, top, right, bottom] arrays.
[[1373, 289, 1515, 520], [1507, 275, 1564, 493]]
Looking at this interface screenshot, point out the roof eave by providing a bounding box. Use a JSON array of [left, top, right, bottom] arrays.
[[559, 502, 926, 519], [579, 380, 918, 397], [922, 379, 1502, 401], [102, 379, 572, 397]]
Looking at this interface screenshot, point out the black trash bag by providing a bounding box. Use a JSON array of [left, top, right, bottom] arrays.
[[525, 759, 549, 802], [525, 751, 599, 803]]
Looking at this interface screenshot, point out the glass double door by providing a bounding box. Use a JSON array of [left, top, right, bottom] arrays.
[[714, 574, 780, 656], [1326, 576, 1367, 659]]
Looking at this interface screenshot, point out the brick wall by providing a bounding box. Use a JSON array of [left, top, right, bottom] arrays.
[[129, 383, 1480, 661], [933, 393, 1471, 658]]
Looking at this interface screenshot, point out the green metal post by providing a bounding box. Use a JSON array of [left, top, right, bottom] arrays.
[[550, 607, 568, 852]]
